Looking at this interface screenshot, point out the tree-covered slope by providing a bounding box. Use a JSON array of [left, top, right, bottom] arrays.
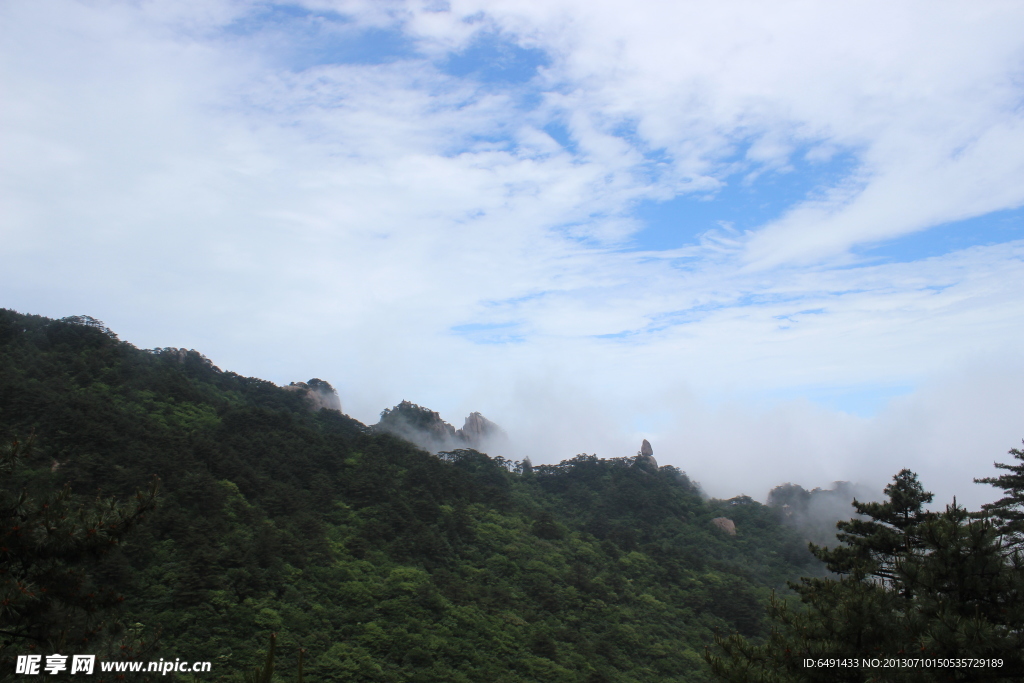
[[0, 309, 819, 682]]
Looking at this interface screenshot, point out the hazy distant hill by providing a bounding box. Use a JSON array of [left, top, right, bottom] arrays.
[[0, 309, 821, 682], [767, 480, 878, 547]]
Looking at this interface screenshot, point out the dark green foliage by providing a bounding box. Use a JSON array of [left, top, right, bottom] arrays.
[[705, 470, 1024, 682], [0, 435, 157, 670], [0, 309, 821, 681]]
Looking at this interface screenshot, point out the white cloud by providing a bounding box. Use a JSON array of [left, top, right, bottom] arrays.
[[411, 0, 1024, 260], [653, 350, 1024, 511], [1, 0, 1023, 506]]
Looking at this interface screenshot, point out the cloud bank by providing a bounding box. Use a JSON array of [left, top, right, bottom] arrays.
[[2, 0, 1022, 510]]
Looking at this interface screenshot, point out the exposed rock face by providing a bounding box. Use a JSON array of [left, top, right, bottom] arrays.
[[284, 378, 342, 412], [711, 517, 736, 535], [456, 412, 508, 450], [634, 439, 658, 472], [374, 401, 506, 455]]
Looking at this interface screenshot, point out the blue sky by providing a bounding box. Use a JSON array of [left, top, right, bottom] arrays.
[[859, 206, 1024, 264], [628, 148, 862, 251], [2, 0, 1023, 506]]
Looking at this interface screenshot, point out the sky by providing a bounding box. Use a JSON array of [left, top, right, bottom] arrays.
[[3, 0, 1024, 508]]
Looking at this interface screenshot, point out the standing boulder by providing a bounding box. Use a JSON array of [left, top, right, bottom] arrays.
[[711, 517, 737, 535], [635, 439, 658, 472]]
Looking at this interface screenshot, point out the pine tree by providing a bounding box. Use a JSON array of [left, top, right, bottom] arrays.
[[818, 469, 933, 588], [974, 443, 1024, 544], [899, 502, 1024, 664]]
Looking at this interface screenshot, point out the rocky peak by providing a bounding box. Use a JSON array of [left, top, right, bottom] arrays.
[[377, 400, 456, 444], [635, 439, 658, 472], [456, 411, 508, 450], [374, 402, 506, 455], [284, 378, 342, 412]]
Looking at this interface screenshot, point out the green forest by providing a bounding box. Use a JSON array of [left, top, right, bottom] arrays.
[[1, 309, 1022, 682]]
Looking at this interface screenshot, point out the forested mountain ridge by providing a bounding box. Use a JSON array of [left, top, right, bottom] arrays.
[[0, 309, 820, 682]]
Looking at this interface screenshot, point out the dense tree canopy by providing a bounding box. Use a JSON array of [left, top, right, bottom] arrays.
[[0, 436, 157, 675], [706, 470, 1024, 683], [0, 309, 820, 681]]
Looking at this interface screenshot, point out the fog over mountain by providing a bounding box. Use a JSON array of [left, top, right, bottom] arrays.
[[348, 351, 1021, 512], [767, 481, 879, 547], [374, 400, 510, 457], [3, 1, 1022, 516], [284, 378, 343, 413]]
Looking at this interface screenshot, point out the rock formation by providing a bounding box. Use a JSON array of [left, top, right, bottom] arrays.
[[284, 378, 342, 412], [634, 439, 658, 472], [711, 517, 736, 535], [375, 400, 455, 447], [456, 411, 508, 450], [374, 401, 506, 455]]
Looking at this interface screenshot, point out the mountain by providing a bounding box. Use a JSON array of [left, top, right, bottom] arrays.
[[767, 480, 878, 546], [373, 400, 508, 454], [0, 309, 821, 682], [284, 378, 344, 412]]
